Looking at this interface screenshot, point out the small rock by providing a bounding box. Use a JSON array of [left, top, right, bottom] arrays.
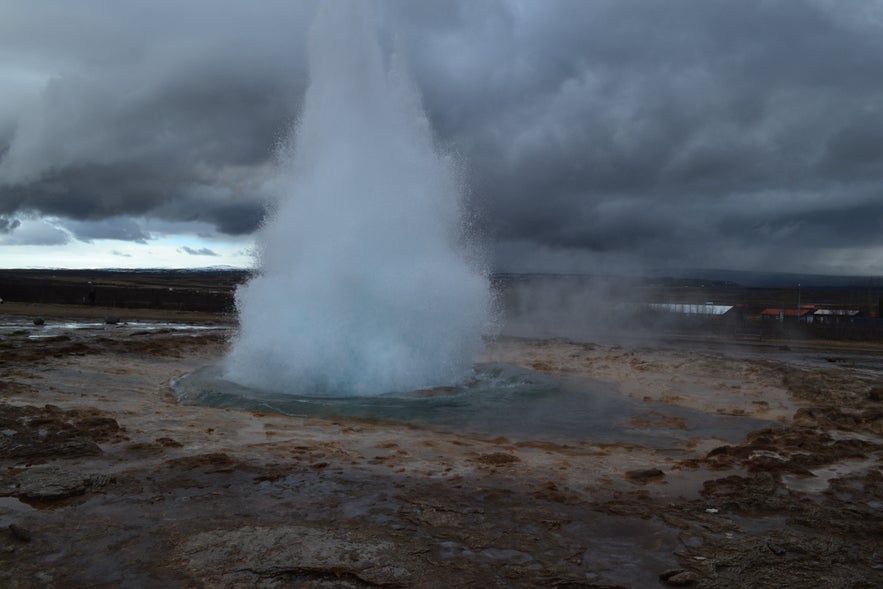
[[625, 468, 665, 483], [667, 571, 699, 586], [155, 437, 183, 448], [767, 542, 786, 556], [9, 523, 32, 542], [475, 453, 520, 466], [104, 316, 120, 325], [660, 569, 699, 586], [32, 318, 44, 326]]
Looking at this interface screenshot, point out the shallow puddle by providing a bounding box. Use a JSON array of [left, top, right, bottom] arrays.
[[782, 456, 881, 493]]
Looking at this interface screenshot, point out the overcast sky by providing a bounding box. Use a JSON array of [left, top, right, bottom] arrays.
[[1, 0, 882, 274]]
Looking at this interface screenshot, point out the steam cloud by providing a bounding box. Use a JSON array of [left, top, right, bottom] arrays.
[[224, 2, 493, 395]]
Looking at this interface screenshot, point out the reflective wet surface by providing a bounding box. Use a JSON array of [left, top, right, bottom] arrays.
[[3, 326, 881, 588], [174, 363, 775, 448], [0, 318, 227, 338]]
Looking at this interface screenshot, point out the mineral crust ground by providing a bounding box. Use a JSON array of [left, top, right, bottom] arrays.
[[1, 304, 881, 588]]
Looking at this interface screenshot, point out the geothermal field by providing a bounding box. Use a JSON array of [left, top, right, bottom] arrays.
[[2, 3, 882, 589], [1, 300, 882, 588]]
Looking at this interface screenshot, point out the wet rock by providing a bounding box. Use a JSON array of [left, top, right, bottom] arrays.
[[625, 468, 665, 483], [0, 404, 121, 461], [74, 416, 121, 441], [699, 423, 879, 476], [474, 452, 520, 466], [180, 525, 415, 587], [9, 524, 32, 542], [667, 571, 699, 586], [0, 465, 111, 501], [8, 524, 31, 542], [0, 435, 101, 461], [104, 316, 120, 325], [155, 437, 182, 448], [126, 441, 166, 456], [867, 386, 883, 402], [530, 481, 577, 504], [32, 318, 44, 326], [164, 452, 236, 472], [701, 473, 779, 502], [660, 568, 699, 586]]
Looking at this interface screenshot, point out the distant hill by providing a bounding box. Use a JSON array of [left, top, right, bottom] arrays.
[[654, 268, 883, 289], [492, 269, 883, 289]]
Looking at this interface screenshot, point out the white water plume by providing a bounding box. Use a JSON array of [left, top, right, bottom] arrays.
[[225, 2, 493, 396]]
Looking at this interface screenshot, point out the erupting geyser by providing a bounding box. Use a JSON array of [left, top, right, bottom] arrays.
[[225, 2, 493, 396]]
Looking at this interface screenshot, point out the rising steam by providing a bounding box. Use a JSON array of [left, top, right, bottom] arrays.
[[225, 2, 493, 395]]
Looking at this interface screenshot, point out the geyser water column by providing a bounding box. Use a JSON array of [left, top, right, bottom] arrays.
[[225, 2, 492, 396]]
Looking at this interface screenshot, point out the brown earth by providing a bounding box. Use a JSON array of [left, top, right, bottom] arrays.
[[1, 305, 881, 588]]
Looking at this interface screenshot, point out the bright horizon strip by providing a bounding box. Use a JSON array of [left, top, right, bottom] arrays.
[[0, 237, 255, 269]]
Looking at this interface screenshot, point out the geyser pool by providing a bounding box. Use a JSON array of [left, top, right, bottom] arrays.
[[175, 364, 773, 447], [225, 1, 492, 396]]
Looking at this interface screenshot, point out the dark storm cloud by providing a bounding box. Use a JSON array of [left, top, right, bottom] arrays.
[[0, 218, 70, 246], [395, 1, 883, 260], [0, 0, 312, 234], [64, 217, 150, 243], [0, 215, 20, 234], [178, 246, 218, 257], [1, 0, 882, 273]]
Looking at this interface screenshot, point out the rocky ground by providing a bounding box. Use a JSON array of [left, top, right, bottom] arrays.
[[1, 307, 881, 588]]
